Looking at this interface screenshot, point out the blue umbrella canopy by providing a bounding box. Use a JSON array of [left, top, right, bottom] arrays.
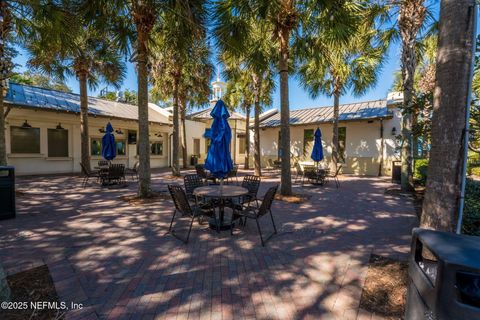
[[204, 100, 234, 178], [102, 122, 117, 161], [311, 127, 324, 162]]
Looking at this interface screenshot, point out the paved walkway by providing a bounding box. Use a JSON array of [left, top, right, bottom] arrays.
[[0, 170, 417, 319]]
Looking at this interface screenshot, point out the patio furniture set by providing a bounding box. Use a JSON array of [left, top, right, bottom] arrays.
[[80, 161, 138, 187], [295, 163, 342, 188], [168, 166, 278, 246]]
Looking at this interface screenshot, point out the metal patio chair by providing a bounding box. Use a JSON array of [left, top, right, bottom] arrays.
[[80, 162, 99, 188], [168, 185, 216, 244], [326, 165, 342, 188], [125, 161, 139, 181], [231, 185, 279, 246], [195, 164, 216, 184]]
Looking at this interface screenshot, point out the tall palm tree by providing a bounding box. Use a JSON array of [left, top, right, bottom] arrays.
[[421, 0, 477, 232], [223, 69, 254, 170], [214, 0, 362, 195], [149, 0, 208, 176], [26, 17, 126, 173], [298, 11, 386, 169], [398, 0, 427, 192], [86, 0, 169, 197], [222, 57, 275, 174], [0, 1, 65, 166], [151, 37, 212, 170], [215, 15, 276, 175]]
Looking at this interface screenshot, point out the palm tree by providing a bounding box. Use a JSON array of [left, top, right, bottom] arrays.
[[223, 70, 254, 170], [0, 1, 65, 166], [214, 0, 362, 195], [398, 0, 427, 191], [26, 16, 126, 173], [421, 0, 477, 232], [222, 57, 275, 174], [151, 37, 212, 170], [297, 11, 387, 169], [149, 0, 208, 176]]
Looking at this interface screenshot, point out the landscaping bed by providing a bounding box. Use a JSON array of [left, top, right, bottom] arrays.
[[1, 265, 64, 320], [359, 254, 409, 319]]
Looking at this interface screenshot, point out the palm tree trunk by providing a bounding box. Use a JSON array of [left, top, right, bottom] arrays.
[[136, 29, 151, 197], [253, 74, 262, 176], [332, 91, 340, 169], [421, 0, 476, 232], [78, 72, 91, 172], [244, 103, 251, 170], [399, 0, 425, 192], [0, 85, 6, 166], [279, 26, 292, 196], [172, 74, 181, 176], [180, 95, 188, 169]]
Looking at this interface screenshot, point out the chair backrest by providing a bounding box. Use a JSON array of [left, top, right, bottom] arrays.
[[304, 166, 317, 178], [227, 165, 238, 178], [195, 164, 207, 178], [168, 185, 193, 215], [267, 159, 274, 167], [98, 160, 109, 167], [295, 162, 304, 174], [109, 164, 125, 179], [80, 162, 90, 175], [184, 174, 204, 198], [333, 164, 342, 177], [133, 161, 139, 171], [241, 175, 261, 197], [257, 185, 278, 217]]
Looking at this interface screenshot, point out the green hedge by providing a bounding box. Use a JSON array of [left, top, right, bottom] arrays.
[[414, 158, 429, 185], [463, 179, 480, 236]]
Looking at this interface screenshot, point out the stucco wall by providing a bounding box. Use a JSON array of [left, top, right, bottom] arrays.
[[259, 115, 401, 176], [6, 108, 171, 175]]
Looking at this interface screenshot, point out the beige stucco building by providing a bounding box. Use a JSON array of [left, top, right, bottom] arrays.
[[257, 92, 403, 176], [3, 75, 402, 177]]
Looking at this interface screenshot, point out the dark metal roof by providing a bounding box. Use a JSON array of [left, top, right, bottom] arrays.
[[259, 99, 391, 128], [188, 107, 246, 121], [4, 82, 170, 124]]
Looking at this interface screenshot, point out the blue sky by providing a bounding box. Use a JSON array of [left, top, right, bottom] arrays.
[[12, 1, 439, 112], [12, 40, 401, 111]]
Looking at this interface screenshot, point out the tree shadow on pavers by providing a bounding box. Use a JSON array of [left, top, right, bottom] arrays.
[[1, 174, 418, 319]]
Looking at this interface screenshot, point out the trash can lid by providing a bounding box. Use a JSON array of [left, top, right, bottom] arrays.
[[414, 228, 480, 270]]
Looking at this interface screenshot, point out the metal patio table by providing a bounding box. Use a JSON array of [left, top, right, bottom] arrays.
[[193, 185, 248, 231]]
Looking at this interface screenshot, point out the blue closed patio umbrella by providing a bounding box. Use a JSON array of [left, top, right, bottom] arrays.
[[102, 122, 116, 161], [311, 127, 324, 165], [204, 100, 233, 180]]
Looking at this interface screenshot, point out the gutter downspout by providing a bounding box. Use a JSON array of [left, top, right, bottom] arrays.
[[379, 119, 384, 176], [457, 2, 477, 234]]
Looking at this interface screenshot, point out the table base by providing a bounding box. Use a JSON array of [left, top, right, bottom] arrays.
[[208, 217, 235, 231]]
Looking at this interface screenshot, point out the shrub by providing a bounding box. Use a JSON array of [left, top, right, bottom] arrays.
[[414, 158, 429, 185], [463, 179, 480, 236], [471, 166, 480, 177]]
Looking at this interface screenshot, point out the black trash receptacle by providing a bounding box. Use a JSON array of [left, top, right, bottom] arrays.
[[406, 228, 480, 320], [190, 155, 198, 166], [0, 166, 15, 220], [392, 160, 401, 183]]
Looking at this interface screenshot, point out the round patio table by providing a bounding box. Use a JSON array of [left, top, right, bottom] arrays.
[[193, 185, 248, 231]]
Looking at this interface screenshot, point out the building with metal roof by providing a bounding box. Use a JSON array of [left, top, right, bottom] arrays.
[[4, 82, 170, 125], [258, 99, 393, 128]]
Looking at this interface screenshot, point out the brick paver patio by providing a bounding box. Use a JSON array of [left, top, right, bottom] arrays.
[[0, 170, 417, 319]]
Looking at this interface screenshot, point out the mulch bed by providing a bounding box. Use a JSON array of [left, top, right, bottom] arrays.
[[1, 265, 64, 320], [120, 190, 171, 205], [359, 254, 409, 319], [275, 193, 311, 204]]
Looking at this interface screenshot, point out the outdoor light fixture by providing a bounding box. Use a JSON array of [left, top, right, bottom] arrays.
[[115, 129, 124, 135], [21, 120, 32, 128], [391, 127, 397, 136], [56, 123, 65, 130], [98, 128, 106, 133]]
